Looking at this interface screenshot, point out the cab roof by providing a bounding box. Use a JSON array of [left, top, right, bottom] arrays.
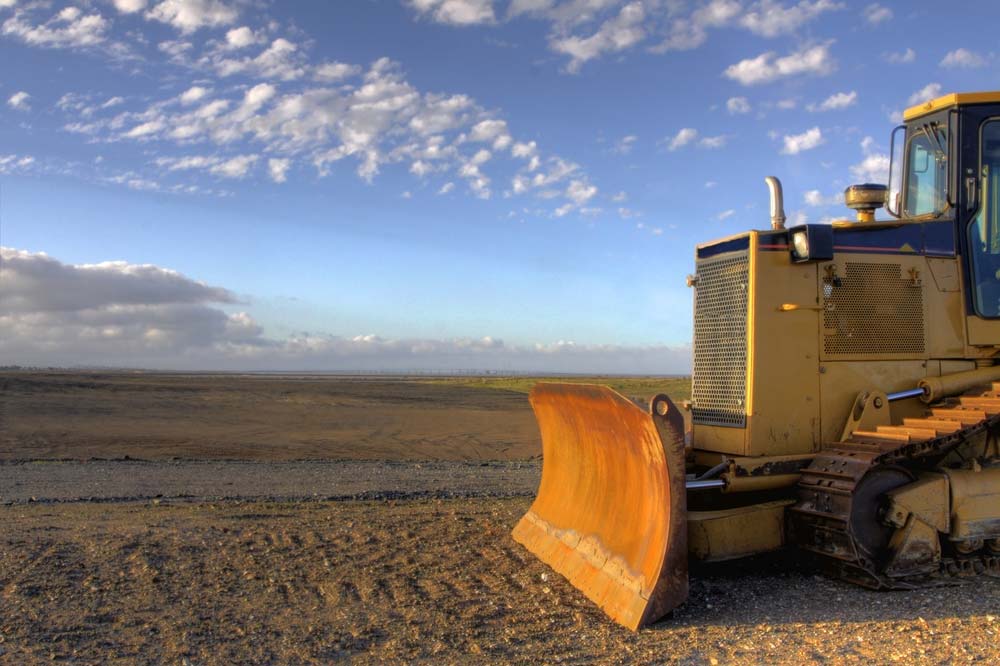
[[904, 91, 1000, 121]]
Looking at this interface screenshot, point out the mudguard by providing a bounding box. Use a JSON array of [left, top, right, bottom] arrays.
[[512, 383, 688, 630]]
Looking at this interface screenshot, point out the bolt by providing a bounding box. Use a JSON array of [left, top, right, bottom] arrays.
[[874, 397, 884, 409]]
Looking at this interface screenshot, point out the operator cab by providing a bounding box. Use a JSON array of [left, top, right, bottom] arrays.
[[889, 92, 1000, 323]]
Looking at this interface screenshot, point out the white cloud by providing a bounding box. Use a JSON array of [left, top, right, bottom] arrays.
[[850, 153, 890, 184], [704, 180, 717, 189], [940, 48, 986, 68], [726, 96, 751, 114], [2, 8, 109, 49], [7, 90, 30, 111], [1, 246, 692, 373], [652, 0, 746, 53], [177, 86, 209, 105], [781, 127, 823, 154], [776, 98, 797, 110], [739, 0, 844, 38], [212, 38, 307, 81], [267, 157, 290, 183], [717, 209, 735, 221], [884, 47, 915, 64], [0, 154, 36, 174], [611, 190, 627, 202], [550, 1, 646, 73], [210, 154, 257, 178], [437, 181, 455, 194], [908, 82, 942, 105], [804, 189, 840, 206], [124, 119, 166, 139], [407, 0, 496, 25], [154, 153, 258, 179], [667, 127, 698, 151], [314, 61, 361, 82], [566, 178, 597, 205], [724, 42, 836, 86], [850, 136, 890, 184], [612, 134, 637, 154], [807, 90, 856, 112], [863, 3, 892, 24], [112, 0, 148, 13], [698, 135, 727, 149], [224, 25, 260, 49], [146, 0, 238, 33]]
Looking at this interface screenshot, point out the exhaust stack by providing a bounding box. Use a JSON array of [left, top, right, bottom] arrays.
[[764, 176, 786, 230]]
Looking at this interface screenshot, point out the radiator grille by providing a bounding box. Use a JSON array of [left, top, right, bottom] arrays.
[[692, 252, 750, 428], [823, 262, 924, 356]]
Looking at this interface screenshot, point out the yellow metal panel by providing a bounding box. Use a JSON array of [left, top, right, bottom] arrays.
[[945, 466, 1000, 540], [923, 258, 967, 358], [965, 315, 1000, 348], [688, 500, 792, 562], [693, 422, 746, 456], [819, 361, 929, 444], [903, 91, 1000, 121], [745, 237, 822, 456]]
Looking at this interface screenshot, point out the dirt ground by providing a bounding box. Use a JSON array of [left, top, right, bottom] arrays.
[[1, 372, 998, 664], [0, 373, 541, 461], [2, 499, 998, 666]]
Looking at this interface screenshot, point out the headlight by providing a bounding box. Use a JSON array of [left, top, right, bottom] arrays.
[[791, 230, 810, 260], [787, 224, 834, 263]]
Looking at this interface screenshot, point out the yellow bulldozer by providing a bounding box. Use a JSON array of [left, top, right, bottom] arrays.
[[513, 91, 1000, 630]]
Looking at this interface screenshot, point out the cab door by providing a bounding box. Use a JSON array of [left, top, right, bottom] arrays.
[[959, 106, 1000, 346]]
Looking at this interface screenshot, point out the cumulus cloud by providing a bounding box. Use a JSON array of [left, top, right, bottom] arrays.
[[807, 90, 856, 112], [0, 154, 36, 174], [781, 127, 823, 154], [726, 96, 751, 114], [7, 90, 30, 111], [884, 47, 915, 64], [0, 247, 691, 373], [112, 0, 148, 13], [409, 0, 841, 72], [908, 82, 942, 105], [940, 48, 986, 68], [1, 7, 109, 49], [550, 1, 646, 73], [724, 42, 836, 86], [407, 0, 496, 25], [666, 127, 698, 151], [863, 3, 892, 24], [179, 85, 211, 104], [146, 0, 239, 33], [850, 135, 889, 184], [267, 158, 290, 183], [739, 0, 843, 38], [314, 61, 361, 82], [612, 134, 637, 154], [223, 25, 261, 49], [803, 189, 840, 206]]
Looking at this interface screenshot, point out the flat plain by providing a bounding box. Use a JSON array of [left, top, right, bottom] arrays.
[[0, 372, 997, 665]]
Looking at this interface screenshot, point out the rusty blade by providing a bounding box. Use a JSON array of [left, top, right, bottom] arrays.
[[512, 383, 688, 630]]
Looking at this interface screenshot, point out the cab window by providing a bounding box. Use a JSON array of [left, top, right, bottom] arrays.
[[903, 124, 949, 217], [968, 120, 1000, 316]]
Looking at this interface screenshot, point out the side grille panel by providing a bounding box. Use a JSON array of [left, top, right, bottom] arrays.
[[692, 252, 750, 428], [823, 262, 924, 357]]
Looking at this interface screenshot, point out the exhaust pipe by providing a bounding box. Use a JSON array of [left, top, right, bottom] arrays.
[[764, 176, 786, 230]]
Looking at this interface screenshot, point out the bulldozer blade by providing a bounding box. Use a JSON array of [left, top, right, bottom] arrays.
[[512, 383, 688, 630]]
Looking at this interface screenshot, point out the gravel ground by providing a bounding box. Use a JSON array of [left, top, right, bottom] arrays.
[[0, 460, 541, 504], [1, 498, 998, 665]]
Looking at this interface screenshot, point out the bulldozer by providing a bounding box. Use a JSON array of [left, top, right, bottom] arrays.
[[513, 91, 1000, 630]]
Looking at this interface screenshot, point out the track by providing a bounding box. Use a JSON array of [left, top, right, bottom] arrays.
[[791, 384, 1000, 588]]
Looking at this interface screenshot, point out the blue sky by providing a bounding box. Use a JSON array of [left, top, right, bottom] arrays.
[[1, 0, 998, 372]]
